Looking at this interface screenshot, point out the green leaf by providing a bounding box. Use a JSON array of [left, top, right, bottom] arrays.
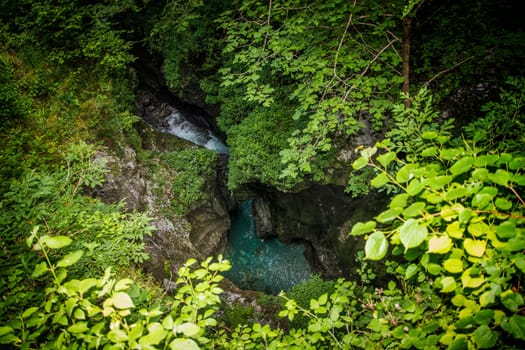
[[447, 335, 468, 350], [0, 326, 13, 337], [472, 193, 494, 209], [402, 202, 426, 218], [114, 278, 134, 292], [32, 261, 49, 278], [405, 263, 418, 279], [421, 131, 438, 139], [390, 193, 409, 209], [376, 208, 402, 223], [352, 156, 368, 170], [495, 197, 513, 210], [496, 221, 516, 239], [427, 263, 442, 275], [461, 268, 485, 288], [474, 310, 494, 325], [440, 276, 456, 293], [140, 323, 167, 346], [176, 323, 200, 337], [515, 257, 525, 273], [169, 338, 200, 350], [443, 259, 463, 273], [464, 239, 486, 257], [450, 156, 474, 176], [68, 322, 89, 333], [396, 164, 416, 183], [112, 292, 134, 309], [399, 219, 428, 250], [365, 232, 388, 260], [428, 236, 453, 254], [473, 325, 498, 349], [377, 152, 396, 167], [406, 178, 424, 196], [371, 172, 389, 187], [468, 222, 490, 237], [22, 307, 39, 319], [501, 291, 524, 312], [426, 175, 452, 190], [350, 221, 376, 236], [41, 235, 72, 249], [475, 154, 499, 167], [446, 222, 464, 239], [502, 315, 525, 340], [509, 156, 525, 170], [421, 146, 437, 157], [489, 169, 510, 187], [56, 250, 83, 268]]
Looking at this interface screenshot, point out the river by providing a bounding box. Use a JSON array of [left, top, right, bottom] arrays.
[[160, 107, 312, 293]]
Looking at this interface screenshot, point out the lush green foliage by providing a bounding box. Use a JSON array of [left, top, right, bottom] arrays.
[[158, 148, 219, 215], [2, 1, 525, 349], [464, 77, 525, 153], [351, 102, 525, 347]]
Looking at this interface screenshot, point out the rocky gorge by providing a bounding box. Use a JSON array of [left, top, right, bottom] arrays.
[[91, 60, 389, 294]]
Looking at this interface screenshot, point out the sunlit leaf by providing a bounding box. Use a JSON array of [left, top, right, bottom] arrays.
[[169, 338, 200, 350], [371, 172, 389, 187], [376, 208, 402, 223], [440, 276, 456, 293], [450, 156, 474, 176], [41, 235, 72, 249], [377, 152, 396, 167], [428, 236, 453, 254], [464, 239, 486, 257], [365, 232, 388, 260], [56, 250, 83, 268], [399, 219, 428, 249], [350, 221, 376, 236], [112, 292, 134, 309], [443, 258, 463, 273], [489, 169, 510, 187]]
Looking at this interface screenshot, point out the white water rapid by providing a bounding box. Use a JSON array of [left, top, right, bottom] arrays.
[[160, 108, 229, 154]]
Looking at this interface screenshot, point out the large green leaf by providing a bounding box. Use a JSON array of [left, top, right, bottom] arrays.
[[377, 151, 396, 167], [365, 232, 388, 260], [464, 239, 486, 257], [428, 236, 453, 254], [399, 219, 428, 250], [371, 172, 389, 187], [502, 315, 525, 341], [41, 235, 72, 249], [450, 156, 474, 176], [443, 258, 463, 273], [473, 325, 498, 348], [56, 250, 83, 268], [112, 292, 134, 309], [350, 221, 376, 236]]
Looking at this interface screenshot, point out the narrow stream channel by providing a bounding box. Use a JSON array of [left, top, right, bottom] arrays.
[[160, 107, 312, 293]]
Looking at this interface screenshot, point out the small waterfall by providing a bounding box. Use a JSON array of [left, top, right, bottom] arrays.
[[160, 108, 229, 154]]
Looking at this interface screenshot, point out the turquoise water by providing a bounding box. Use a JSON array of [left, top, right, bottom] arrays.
[[223, 200, 312, 294]]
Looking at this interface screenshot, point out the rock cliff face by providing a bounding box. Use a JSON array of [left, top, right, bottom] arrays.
[[93, 89, 233, 282], [253, 185, 388, 279]]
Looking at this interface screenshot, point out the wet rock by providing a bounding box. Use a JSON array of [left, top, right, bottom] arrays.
[[253, 185, 389, 279]]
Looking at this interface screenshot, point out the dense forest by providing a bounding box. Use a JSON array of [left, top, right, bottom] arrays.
[[1, 0, 524, 348]]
